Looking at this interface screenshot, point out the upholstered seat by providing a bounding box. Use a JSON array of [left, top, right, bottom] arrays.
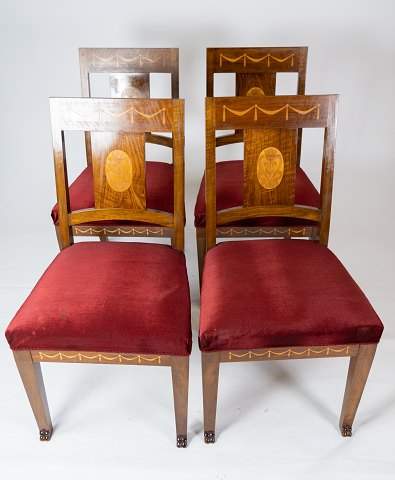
[[51, 161, 174, 226], [194, 161, 320, 228], [6, 242, 191, 356], [200, 240, 383, 352]]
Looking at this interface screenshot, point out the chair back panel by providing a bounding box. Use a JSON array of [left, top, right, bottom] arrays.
[[244, 128, 297, 207], [91, 132, 146, 209], [236, 73, 275, 97], [205, 95, 338, 249], [50, 97, 185, 251], [109, 73, 150, 98]]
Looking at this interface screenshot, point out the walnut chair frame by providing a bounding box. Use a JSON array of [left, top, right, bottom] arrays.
[[54, 48, 179, 245], [201, 94, 379, 443], [197, 47, 309, 282], [13, 97, 189, 447]]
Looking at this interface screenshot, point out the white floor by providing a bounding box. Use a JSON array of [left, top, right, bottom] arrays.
[[1, 202, 394, 480]]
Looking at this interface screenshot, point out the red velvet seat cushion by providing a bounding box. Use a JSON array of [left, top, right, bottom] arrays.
[[199, 240, 383, 352], [51, 161, 174, 225], [6, 243, 191, 356], [194, 160, 320, 228]]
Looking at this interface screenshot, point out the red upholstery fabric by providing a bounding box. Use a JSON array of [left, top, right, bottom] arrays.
[[6, 243, 191, 356], [194, 160, 320, 228], [51, 161, 174, 225], [199, 240, 383, 352]]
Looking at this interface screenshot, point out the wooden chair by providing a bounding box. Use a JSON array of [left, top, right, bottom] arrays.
[[200, 95, 383, 444], [6, 97, 191, 447], [195, 47, 312, 283], [51, 48, 179, 245]]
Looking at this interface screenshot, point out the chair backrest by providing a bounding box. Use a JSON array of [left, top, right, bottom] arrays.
[[207, 47, 308, 159], [207, 47, 307, 97], [80, 48, 179, 99], [50, 97, 185, 251], [205, 95, 338, 249], [79, 48, 179, 161]]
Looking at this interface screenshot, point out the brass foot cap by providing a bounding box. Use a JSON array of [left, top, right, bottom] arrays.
[[39, 429, 51, 441], [204, 431, 215, 444], [177, 435, 187, 448], [341, 425, 352, 437]]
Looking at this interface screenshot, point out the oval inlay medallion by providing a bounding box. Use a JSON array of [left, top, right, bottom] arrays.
[[246, 87, 265, 97], [257, 147, 284, 190], [105, 150, 133, 192]]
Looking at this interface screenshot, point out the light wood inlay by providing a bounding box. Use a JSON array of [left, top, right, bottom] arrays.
[[105, 150, 134, 193], [220, 53, 295, 67], [246, 87, 265, 96], [73, 226, 167, 237], [92, 132, 146, 210], [223, 103, 320, 122], [93, 52, 164, 68], [227, 346, 352, 361], [35, 351, 162, 365], [257, 147, 284, 189], [244, 128, 297, 206]]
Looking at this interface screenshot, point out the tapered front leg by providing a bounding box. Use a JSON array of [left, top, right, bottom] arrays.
[[202, 352, 220, 444], [13, 351, 53, 441], [171, 357, 189, 447], [339, 344, 377, 437]]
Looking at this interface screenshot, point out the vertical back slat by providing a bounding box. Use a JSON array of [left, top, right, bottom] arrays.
[[206, 98, 217, 251], [91, 132, 146, 210], [109, 73, 150, 98], [206, 49, 215, 97], [236, 72, 275, 97], [243, 128, 297, 206], [296, 47, 308, 165], [171, 48, 180, 99], [172, 101, 185, 251]]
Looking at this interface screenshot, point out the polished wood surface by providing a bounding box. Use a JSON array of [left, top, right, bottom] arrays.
[[207, 47, 307, 94], [219, 344, 359, 362], [13, 351, 53, 441], [201, 352, 220, 443], [110, 73, 150, 98], [339, 344, 377, 436], [31, 349, 182, 367], [244, 128, 297, 206], [171, 357, 189, 447], [92, 132, 146, 210]]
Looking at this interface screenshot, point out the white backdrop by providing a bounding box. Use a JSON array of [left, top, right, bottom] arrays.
[[0, 1, 394, 479]]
